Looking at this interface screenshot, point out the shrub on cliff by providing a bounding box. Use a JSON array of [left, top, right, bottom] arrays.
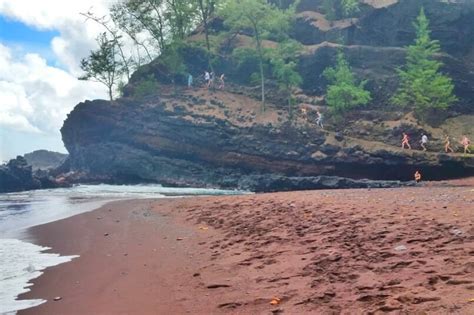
[[323, 0, 361, 20], [392, 8, 457, 118], [268, 40, 303, 119], [323, 51, 371, 113], [132, 74, 160, 98]]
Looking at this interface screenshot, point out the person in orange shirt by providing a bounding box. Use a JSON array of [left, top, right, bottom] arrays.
[[414, 170, 422, 183]]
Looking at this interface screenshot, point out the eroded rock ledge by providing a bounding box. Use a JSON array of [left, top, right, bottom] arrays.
[[60, 91, 473, 192]]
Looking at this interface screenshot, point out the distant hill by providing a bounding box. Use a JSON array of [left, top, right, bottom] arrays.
[[23, 150, 68, 170]]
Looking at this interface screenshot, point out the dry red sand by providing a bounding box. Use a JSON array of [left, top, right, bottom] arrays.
[[19, 183, 474, 314]]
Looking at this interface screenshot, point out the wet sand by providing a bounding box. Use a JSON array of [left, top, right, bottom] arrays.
[[19, 182, 474, 314]]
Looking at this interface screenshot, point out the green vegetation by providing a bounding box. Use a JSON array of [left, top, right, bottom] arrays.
[[392, 8, 457, 117], [195, 0, 222, 69], [323, 51, 371, 113], [132, 74, 160, 98], [323, 0, 361, 20], [160, 43, 187, 90], [79, 0, 461, 124], [268, 40, 303, 118], [79, 32, 124, 101], [220, 0, 294, 111]]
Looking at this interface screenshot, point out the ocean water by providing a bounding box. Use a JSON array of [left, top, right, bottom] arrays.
[[0, 184, 244, 315]]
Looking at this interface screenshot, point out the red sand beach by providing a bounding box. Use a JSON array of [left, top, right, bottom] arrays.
[[19, 181, 474, 314]]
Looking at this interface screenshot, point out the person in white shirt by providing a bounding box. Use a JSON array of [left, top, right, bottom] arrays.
[[316, 110, 324, 129], [420, 134, 428, 151], [204, 71, 210, 88]]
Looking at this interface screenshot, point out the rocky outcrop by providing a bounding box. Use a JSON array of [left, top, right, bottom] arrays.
[[61, 92, 474, 192], [293, 0, 474, 112], [0, 156, 71, 193], [0, 156, 42, 193]]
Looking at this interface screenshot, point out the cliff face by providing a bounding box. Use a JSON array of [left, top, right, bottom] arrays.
[[61, 0, 474, 191], [61, 89, 474, 191], [294, 0, 474, 112]]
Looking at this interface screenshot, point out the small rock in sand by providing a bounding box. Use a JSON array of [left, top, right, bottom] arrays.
[[450, 228, 463, 236], [104, 233, 109, 236], [53, 296, 62, 301], [177, 237, 184, 241], [394, 245, 407, 251]]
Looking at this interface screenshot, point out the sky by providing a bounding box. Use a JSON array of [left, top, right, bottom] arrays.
[[0, 0, 120, 162]]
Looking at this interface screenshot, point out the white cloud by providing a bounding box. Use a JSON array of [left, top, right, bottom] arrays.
[[0, 0, 121, 160], [0, 0, 118, 73], [0, 43, 107, 159]]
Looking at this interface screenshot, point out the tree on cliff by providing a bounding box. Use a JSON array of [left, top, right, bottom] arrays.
[[392, 8, 457, 116], [221, 0, 294, 111], [268, 40, 303, 118], [323, 0, 360, 20], [323, 51, 371, 113], [165, 0, 199, 40], [110, 0, 198, 58], [80, 11, 134, 81], [195, 0, 222, 70], [80, 32, 124, 101], [110, 1, 163, 62]]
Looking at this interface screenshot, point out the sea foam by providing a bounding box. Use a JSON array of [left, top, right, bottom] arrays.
[[0, 239, 78, 315]]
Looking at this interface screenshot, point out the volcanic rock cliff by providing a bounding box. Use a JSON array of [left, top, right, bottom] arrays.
[[61, 0, 474, 191]]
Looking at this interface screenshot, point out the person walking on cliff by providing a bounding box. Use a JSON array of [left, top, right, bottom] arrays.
[[460, 135, 471, 154], [402, 133, 411, 150], [420, 133, 428, 151], [444, 135, 454, 153], [218, 73, 225, 89], [204, 71, 210, 88], [187, 73, 193, 89], [300, 106, 308, 122], [316, 110, 324, 129]]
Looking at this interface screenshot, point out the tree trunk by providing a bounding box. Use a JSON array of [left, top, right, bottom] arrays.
[[288, 90, 292, 119], [260, 59, 265, 111], [204, 20, 214, 72], [199, 0, 214, 72], [108, 86, 113, 101], [255, 32, 265, 111]]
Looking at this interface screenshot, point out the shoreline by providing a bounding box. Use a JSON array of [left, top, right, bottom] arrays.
[[18, 184, 474, 314]]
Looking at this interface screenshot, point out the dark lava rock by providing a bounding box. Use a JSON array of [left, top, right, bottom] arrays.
[[59, 96, 474, 191], [237, 175, 413, 193], [0, 156, 68, 193], [0, 156, 41, 193], [334, 132, 344, 142]]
